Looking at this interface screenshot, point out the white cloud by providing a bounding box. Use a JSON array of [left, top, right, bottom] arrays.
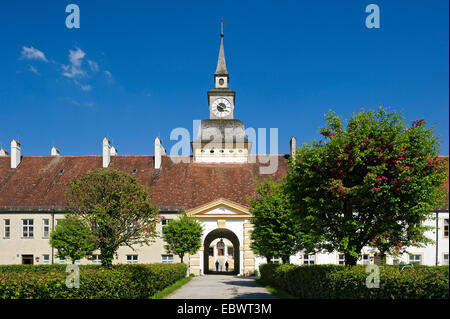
[[80, 84, 92, 91], [20, 45, 110, 92], [62, 47, 87, 78], [63, 97, 80, 106], [69, 47, 85, 67], [73, 80, 92, 91], [88, 60, 99, 72], [28, 65, 38, 74], [21, 46, 48, 62], [61, 64, 86, 78]]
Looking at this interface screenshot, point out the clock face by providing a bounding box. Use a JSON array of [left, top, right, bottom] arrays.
[[212, 98, 231, 118]]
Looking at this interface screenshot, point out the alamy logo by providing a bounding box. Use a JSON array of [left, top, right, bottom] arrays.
[[365, 264, 380, 288], [365, 4, 380, 29], [65, 264, 80, 289], [169, 121, 279, 174], [66, 4, 80, 29]]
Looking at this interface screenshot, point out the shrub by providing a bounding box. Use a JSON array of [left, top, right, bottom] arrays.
[[0, 263, 187, 299], [259, 263, 449, 299]]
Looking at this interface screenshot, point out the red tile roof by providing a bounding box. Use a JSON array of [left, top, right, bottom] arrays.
[[0, 155, 288, 211], [0, 155, 447, 212]]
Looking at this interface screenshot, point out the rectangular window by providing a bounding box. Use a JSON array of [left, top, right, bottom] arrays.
[[161, 219, 169, 237], [91, 255, 101, 265], [3, 219, 10, 238], [444, 254, 449, 266], [444, 219, 449, 238], [162, 255, 174, 264], [393, 259, 400, 265], [208, 247, 214, 256], [42, 219, 49, 238], [303, 254, 315, 265], [58, 259, 66, 264], [22, 219, 34, 238], [409, 254, 421, 265], [270, 257, 280, 264], [42, 255, 50, 264], [227, 247, 234, 257], [362, 254, 370, 265], [74, 260, 81, 265], [55, 219, 63, 227], [126, 255, 138, 264], [338, 254, 345, 265]]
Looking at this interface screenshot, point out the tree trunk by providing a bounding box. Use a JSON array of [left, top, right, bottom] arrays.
[[282, 256, 290, 264], [344, 253, 358, 266], [180, 254, 184, 263], [100, 247, 115, 267]]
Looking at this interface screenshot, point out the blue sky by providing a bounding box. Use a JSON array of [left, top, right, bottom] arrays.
[[0, 0, 448, 156]]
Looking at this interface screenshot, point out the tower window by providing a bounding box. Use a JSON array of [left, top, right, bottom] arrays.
[[210, 150, 215, 154], [219, 78, 224, 85], [229, 150, 234, 153]]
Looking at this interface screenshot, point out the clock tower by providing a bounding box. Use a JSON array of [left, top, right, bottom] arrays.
[[191, 24, 251, 163], [208, 28, 236, 119]]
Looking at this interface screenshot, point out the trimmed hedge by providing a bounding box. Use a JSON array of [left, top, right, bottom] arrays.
[[0, 264, 100, 273], [0, 263, 187, 299], [259, 263, 449, 299]]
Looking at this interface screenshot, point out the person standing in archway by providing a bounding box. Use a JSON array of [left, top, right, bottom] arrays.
[[215, 260, 219, 272], [225, 261, 229, 272]]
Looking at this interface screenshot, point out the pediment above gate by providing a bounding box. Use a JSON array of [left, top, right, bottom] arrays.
[[186, 198, 252, 219]]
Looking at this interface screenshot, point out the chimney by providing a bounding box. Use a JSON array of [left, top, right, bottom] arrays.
[[51, 146, 60, 156], [102, 137, 111, 168], [0, 148, 8, 156], [154, 137, 166, 169], [110, 146, 118, 156], [11, 139, 21, 169], [290, 136, 296, 157]]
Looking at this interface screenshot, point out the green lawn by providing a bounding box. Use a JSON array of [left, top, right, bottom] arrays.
[[256, 279, 298, 299], [151, 274, 195, 299]]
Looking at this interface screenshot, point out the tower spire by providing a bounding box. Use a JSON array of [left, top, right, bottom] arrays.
[[215, 19, 228, 75]]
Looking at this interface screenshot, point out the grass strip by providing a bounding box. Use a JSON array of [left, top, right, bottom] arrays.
[[151, 274, 195, 299], [256, 279, 298, 299]]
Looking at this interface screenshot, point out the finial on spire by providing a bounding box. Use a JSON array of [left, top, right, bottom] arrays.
[[220, 18, 225, 37]]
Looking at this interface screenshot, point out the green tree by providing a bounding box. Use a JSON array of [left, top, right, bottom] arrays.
[[163, 214, 203, 263], [249, 178, 302, 264], [66, 169, 159, 267], [286, 107, 448, 265], [49, 217, 97, 264]]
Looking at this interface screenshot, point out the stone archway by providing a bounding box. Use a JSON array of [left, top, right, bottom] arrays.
[[203, 228, 240, 275]]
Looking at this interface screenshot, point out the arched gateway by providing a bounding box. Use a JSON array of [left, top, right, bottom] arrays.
[[185, 198, 255, 276], [203, 228, 240, 275]]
